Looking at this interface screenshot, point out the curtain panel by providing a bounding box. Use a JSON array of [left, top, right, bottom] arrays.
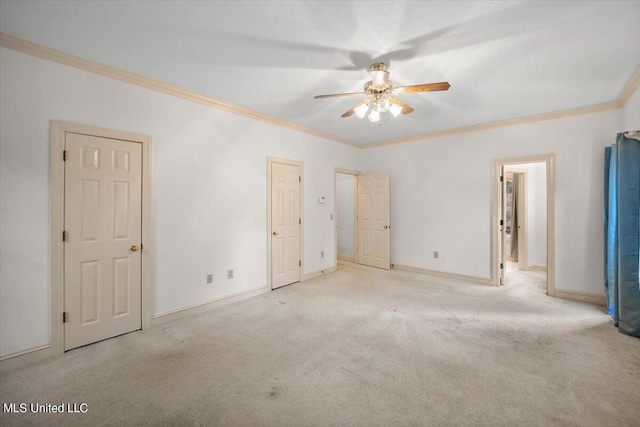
[[604, 132, 640, 337]]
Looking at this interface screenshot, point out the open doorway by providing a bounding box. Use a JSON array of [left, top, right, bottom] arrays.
[[504, 167, 529, 273], [334, 168, 392, 271], [334, 169, 358, 266], [493, 155, 555, 296], [504, 163, 546, 292]]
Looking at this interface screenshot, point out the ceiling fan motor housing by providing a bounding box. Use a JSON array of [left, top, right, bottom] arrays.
[[371, 71, 390, 89], [365, 81, 392, 93], [370, 62, 390, 89]]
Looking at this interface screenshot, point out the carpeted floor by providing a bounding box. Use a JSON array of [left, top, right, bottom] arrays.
[[1, 263, 639, 426]]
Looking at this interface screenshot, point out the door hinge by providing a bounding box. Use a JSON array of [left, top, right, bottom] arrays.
[[299, 260, 301, 267], [500, 263, 504, 269], [63, 150, 67, 161], [500, 219, 503, 226], [298, 176, 301, 182], [62, 231, 67, 241], [63, 312, 67, 323], [141, 243, 144, 250], [299, 218, 301, 225], [500, 175, 504, 182]]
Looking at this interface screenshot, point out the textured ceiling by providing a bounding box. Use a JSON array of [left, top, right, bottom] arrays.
[[1, 1, 639, 145]]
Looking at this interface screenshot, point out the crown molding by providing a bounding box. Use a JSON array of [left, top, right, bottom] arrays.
[[363, 101, 621, 148], [0, 32, 362, 148], [617, 64, 640, 107], [1, 32, 637, 151], [363, 64, 639, 148]]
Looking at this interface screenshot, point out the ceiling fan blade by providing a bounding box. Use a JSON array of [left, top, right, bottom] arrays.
[[314, 92, 365, 99], [394, 82, 450, 94], [341, 106, 357, 117], [389, 97, 414, 114]]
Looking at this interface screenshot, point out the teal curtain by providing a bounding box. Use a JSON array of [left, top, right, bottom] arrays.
[[604, 132, 640, 337]]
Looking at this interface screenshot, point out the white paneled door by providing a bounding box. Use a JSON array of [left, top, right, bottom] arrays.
[[357, 173, 390, 270], [271, 162, 301, 289], [64, 133, 142, 351]]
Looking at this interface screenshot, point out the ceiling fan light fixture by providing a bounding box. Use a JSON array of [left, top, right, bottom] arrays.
[[376, 98, 390, 113], [313, 62, 448, 122], [354, 102, 369, 119], [389, 103, 403, 117]]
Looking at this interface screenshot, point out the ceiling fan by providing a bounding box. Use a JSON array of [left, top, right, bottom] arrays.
[[314, 62, 450, 122]]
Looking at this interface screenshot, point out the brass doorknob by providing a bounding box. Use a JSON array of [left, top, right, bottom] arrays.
[[384, 225, 388, 229], [272, 231, 278, 236], [131, 245, 139, 252]]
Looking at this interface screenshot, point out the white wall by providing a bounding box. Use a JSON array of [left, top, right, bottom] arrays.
[[361, 107, 624, 295], [336, 173, 355, 256], [1, 44, 638, 358], [623, 85, 640, 132], [0, 47, 361, 357]]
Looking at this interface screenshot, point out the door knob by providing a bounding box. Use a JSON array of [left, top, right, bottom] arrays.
[[384, 225, 389, 229], [131, 245, 139, 252], [272, 231, 278, 236]]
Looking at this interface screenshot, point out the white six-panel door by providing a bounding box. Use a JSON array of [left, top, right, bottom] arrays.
[[357, 173, 390, 270], [64, 133, 142, 350], [271, 162, 301, 289]]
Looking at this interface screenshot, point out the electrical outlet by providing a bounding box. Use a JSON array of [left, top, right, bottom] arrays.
[[207, 274, 213, 284], [433, 251, 439, 259], [321, 250, 324, 258], [227, 269, 234, 279]]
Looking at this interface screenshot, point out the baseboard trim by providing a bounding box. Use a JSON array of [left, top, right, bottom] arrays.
[[302, 266, 337, 281], [392, 264, 494, 286], [555, 289, 606, 307], [151, 285, 270, 327], [1, 286, 271, 371], [0, 345, 53, 373], [337, 259, 389, 272], [337, 255, 354, 263], [527, 265, 548, 271]]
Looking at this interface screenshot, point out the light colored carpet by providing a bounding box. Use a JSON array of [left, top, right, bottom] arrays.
[[1, 263, 639, 426]]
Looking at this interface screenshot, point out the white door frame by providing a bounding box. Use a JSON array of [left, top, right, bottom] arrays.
[[267, 156, 304, 290], [492, 154, 555, 296], [334, 168, 360, 266], [50, 121, 152, 355]]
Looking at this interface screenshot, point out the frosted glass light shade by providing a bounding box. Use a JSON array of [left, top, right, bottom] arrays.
[[389, 103, 403, 117], [354, 103, 369, 118], [368, 110, 380, 122]]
